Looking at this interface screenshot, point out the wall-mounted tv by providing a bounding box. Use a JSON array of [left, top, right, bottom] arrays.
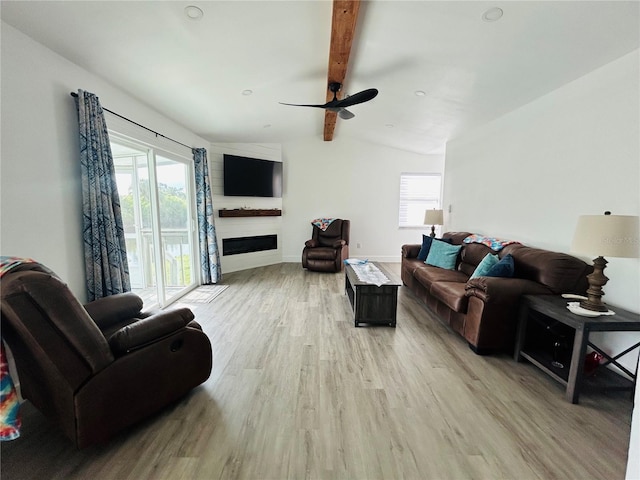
[[223, 154, 283, 198]]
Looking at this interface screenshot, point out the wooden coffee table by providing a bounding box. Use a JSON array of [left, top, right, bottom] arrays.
[[344, 262, 401, 327]]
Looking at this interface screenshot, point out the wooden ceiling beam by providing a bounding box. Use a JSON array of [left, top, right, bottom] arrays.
[[324, 0, 361, 141]]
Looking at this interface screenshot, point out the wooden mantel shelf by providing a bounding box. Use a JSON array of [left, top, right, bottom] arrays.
[[218, 209, 282, 218]]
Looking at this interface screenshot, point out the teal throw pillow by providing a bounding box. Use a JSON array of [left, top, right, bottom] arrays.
[[417, 235, 433, 261], [425, 239, 462, 270], [470, 253, 499, 279], [485, 253, 515, 278], [417, 236, 452, 261]]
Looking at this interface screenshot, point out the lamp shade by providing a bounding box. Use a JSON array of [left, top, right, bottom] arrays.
[[571, 214, 639, 259], [424, 209, 444, 226]]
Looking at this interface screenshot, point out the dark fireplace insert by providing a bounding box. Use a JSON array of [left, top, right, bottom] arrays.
[[222, 235, 277, 256]]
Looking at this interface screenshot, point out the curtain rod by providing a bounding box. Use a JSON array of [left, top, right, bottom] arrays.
[[70, 92, 194, 150]]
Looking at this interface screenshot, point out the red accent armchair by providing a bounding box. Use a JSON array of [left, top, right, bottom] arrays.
[[0, 261, 212, 448], [302, 219, 350, 272]]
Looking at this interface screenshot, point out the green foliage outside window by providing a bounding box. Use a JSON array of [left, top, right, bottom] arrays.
[[121, 180, 187, 231]]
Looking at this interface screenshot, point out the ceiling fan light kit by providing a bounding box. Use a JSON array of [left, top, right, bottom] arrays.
[[338, 109, 355, 120]]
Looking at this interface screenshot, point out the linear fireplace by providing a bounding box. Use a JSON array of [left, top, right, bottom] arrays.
[[222, 234, 278, 256]]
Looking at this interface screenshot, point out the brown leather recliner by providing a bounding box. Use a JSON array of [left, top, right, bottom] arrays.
[[302, 219, 350, 272], [0, 261, 212, 449]]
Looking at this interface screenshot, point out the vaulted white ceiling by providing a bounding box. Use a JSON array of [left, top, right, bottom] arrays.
[[2, 1, 638, 154]]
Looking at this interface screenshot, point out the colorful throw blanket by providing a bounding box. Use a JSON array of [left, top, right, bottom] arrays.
[[0, 256, 35, 441], [463, 234, 521, 251], [1, 256, 36, 276], [0, 343, 21, 441], [311, 218, 337, 231]]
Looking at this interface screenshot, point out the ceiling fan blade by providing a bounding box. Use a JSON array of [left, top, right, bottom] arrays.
[[338, 108, 355, 120], [280, 86, 377, 114], [279, 102, 327, 109], [334, 88, 378, 108]]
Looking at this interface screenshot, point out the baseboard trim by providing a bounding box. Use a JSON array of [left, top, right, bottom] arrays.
[[282, 256, 401, 264]]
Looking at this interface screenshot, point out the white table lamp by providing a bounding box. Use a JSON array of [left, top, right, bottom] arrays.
[[424, 209, 444, 238], [571, 212, 639, 312]]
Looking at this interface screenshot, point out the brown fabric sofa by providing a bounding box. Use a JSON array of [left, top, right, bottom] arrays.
[[1, 261, 212, 448], [401, 232, 592, 354]]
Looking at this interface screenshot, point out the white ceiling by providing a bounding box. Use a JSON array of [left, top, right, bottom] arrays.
[[2, 1, 639, 155]]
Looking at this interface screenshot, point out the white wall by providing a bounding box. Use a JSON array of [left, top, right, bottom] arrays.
[[2, 13, 639, 479], [443, 50, 640, 479], [280, 136, 444, 263], [0, 21, 444, 289], [0, 22, 209, 300], [208, 143, 283, 274], [444, 49, 639, 317]]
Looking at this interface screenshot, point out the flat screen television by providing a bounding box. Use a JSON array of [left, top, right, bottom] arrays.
[[223, 154, 283, 198]]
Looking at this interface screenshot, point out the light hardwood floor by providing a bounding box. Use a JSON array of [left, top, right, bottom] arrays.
[[1, 263, 634, 479]]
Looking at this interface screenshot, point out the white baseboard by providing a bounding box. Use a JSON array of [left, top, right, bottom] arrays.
[[282, 256, 401, 264]]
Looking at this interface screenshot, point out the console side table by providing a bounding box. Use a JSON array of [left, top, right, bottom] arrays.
[[515, 294, 640, 404]]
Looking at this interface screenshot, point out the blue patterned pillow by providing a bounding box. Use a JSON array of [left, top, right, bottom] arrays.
[[425, 239, 462, 270], [486, 253, 515, 278], [417, 235, 433, 261], [470, 253, 499, 279]]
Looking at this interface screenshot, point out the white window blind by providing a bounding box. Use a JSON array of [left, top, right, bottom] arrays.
[[399, 173, 442, 227]]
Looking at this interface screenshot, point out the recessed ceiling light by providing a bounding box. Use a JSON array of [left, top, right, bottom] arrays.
[[482, 7, 503, 22], [242, 89, 253, 96], [185, 5, 204, 20], [414, 90, 426, 97]]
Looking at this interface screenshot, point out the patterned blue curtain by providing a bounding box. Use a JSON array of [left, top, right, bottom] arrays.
[[75, 90, 130, 300], [193, 148, 222, 284]]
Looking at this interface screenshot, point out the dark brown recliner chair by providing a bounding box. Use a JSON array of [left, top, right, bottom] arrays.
[[302, 219, 350, 272], [0, 261, 212, 449]]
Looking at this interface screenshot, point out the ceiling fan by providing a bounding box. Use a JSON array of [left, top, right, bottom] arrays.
[[280, 82, 378, 120]]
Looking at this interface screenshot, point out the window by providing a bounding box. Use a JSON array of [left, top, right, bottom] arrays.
[[111, 137, 197, 308], [398, 173, 442, 227]]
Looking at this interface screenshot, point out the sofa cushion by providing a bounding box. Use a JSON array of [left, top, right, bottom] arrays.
[[442, 232, 472, 245], [417, 235, 452, 261], [417, 235, 433, 261], [425, 240, 462, 270], [430, 281, 469, 313], [502, 244, 591, 294], [470, 253, 499, 279], [305, 247, 337, 261], [316, 219, 345, 247], [459, 243, 495, 276], [413, 264, 469, 290], [486, 253, 515, 278]]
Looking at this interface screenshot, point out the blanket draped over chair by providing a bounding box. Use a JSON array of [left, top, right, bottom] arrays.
[[0, 343, 20, 441], [311, 218, 337, 231], [463, 234, 521, 251], [0, 256, 34, 441]]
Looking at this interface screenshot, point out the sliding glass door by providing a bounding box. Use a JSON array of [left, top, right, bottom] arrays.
[[112, 139, 196, 307]]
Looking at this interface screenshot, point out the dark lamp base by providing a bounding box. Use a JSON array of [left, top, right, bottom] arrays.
[[579, 299, 609, 312], [580, 256, 609, 312]]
